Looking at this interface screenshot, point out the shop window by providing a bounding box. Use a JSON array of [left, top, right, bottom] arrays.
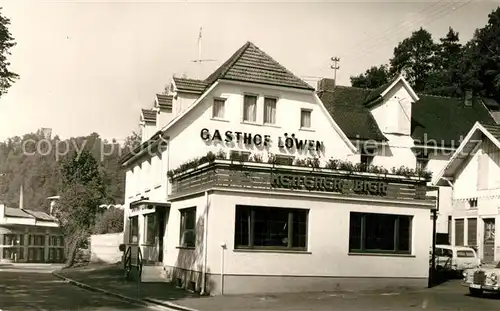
[[234, 205, 308, 251], [349, 212, 412, 254], [129, 216, 139, 244], [179, 207, 196, 248], [145, 213, 156, 245]]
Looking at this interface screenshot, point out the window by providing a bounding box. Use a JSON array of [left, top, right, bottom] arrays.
[[234, 205, 308, 250], [349, 212, 412, 254], [3, 234, 15, 246], [468, 198, 478, 208], [243, 95, 257, 122], [145, 213, 156, 245], [129, 216, 139, 244], [230, 150, 251, 162], [300, 109, 311, 128], [264, 97, 277, 124], [416, 152, 429, 171], [455, 219, 464, 246], [179, 207, 196, 248], [29, 235, 45, 246], [467, 218, 477, 246], [457, 250, 475, 258], [212, 98, 225, 119], [273, 155, 294, 166]]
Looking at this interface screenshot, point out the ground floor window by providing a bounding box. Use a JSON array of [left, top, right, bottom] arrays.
[[467, 218, 477, 246], [349, 212, 412, 254], [455, 219, 464, 246], [234, 205, 308, 250], [179, 207, 196, 247], [129, 216, 139, 244]]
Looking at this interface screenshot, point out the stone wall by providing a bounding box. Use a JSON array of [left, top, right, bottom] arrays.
[[90, 232, 124, 263]]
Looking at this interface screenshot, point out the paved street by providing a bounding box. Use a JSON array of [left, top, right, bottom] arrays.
[[3, 266, 500, 311], [0, 271, 151, 311]]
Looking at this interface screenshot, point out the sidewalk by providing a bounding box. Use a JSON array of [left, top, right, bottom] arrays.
[[54, 264, 475, 311]]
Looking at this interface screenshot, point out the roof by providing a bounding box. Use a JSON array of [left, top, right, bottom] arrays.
[[412, 95, 496, 148], [155, 94, 173, 110], [23, 209, 57, 221], [4, 207, 56, 221], [204, 41, 314, 91], [141, 109, 157, 123], [318, 78, 497, 145], [318, 86, 388, 142], [432, 122, 500, 186], [5, 207, 32, 218], [172, 77, 209, 94]]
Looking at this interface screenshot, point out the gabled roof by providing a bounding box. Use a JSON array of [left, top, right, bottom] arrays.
[[155, 94, 173, 110], [23, 209, 57, 221], [412, 95, 496, 148], [432, 122, 500, 186], [141, 109, 157, 123], [318, 86, 388, 142], [172, 77, 209, 94], [205, 41, 314, 91]]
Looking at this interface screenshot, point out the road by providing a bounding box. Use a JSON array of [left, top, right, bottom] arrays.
[[0, 270, 152, 311]]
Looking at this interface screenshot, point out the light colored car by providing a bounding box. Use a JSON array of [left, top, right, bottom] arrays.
[[432, 245, 481, 275], [462, 262, 500, 296]]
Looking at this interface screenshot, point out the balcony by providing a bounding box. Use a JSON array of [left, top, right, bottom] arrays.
[[169, 159, 436, 205]]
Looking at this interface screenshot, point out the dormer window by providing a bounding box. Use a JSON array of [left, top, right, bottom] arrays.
[[416, 152, 429, 171], [360, 146, 375, 171]]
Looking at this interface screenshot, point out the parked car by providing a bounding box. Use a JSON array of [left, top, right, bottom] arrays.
[[462, 262, 500, 296], [432, 245, 481, 276]]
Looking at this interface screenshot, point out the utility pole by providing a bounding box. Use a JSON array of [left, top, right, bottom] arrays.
[[331, 57, 340, 85]]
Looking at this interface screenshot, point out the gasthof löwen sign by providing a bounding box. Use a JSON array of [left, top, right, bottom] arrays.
[[200, 128, 325, 153]]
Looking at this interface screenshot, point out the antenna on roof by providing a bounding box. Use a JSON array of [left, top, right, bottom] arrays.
[[331, 57, 340, 86], [191, 27, 217, 79]]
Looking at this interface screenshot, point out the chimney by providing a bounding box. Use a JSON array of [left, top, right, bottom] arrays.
[[465, 89, 473, 107], [316, 78, 337, 93], [19, 184, 23, 210]]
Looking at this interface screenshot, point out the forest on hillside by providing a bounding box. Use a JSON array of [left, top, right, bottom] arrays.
[[0, 129, 141, 213]]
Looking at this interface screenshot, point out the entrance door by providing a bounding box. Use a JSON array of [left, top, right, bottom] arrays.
[[483, 218, 495, 263], [157, 208, 166, 263]]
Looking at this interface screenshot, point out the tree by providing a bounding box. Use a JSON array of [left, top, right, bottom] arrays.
[[456, 7, 500, 99], [0, 8, 18, 97], [424, 27, 463, 97], [124, 131, 142, 151], [350, 65, 390, 89], [93, 207, 124, 234], [389, 28, 437, 92], [55, 150, 106, 267]]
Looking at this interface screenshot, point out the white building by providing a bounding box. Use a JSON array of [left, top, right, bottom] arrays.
[[120, 41, 497, 294], [433, 121, 500, 263]]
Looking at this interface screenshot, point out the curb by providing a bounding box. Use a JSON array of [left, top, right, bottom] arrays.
[[51, 271, 199, 311]]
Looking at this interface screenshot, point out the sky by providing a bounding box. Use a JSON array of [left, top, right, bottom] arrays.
[[0, 0, 499, 143]]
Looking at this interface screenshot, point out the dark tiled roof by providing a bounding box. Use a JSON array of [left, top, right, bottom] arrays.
[[141, 109, 157, 123], [412, 95, 497, 148], [5, 207, 32, 218], [318, 86, 388, 142], [204, 41, 314, 91], [23, 209, 57, 221], [479, 122, 500, 141], [173, 77, 209, 94], [156, 94, 173, 109]]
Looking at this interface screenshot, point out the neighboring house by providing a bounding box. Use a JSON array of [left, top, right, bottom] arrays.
[[317, 78, 498, 242], [0, 202, 64, 263], [120, 41, 437, 295], [433, 122, 500, 263]]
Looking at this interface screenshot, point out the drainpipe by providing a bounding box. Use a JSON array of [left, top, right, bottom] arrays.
[[429, 186, 439, 288], [200, 191, 209, 295]]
